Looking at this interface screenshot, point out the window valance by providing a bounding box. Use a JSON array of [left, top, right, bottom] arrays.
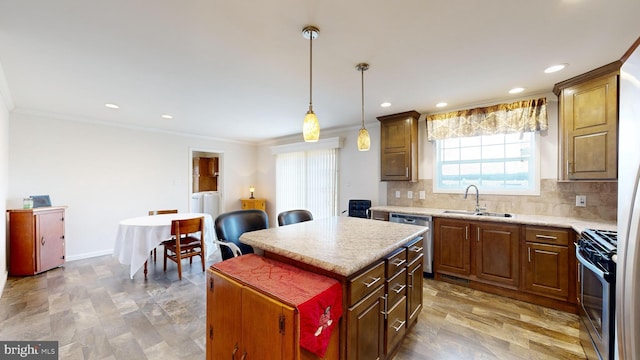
[[426, 97, 548, 141]]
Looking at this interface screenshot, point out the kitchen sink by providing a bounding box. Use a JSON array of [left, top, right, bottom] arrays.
[[443, 210, 512, 218]]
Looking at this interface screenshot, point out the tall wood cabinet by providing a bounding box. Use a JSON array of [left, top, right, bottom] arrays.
[[377, 111, 420, 182], [554, 62, 619, 180], [7, 207, 66, 276]]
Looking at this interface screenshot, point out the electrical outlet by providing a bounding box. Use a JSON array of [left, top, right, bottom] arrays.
[[395, 191, 401, 198], [419, 191, 426, 199], [576, 195, 587, 207], [407, 191, 413, 199]]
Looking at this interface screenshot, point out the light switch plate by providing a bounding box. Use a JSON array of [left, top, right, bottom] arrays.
[[419, 191, 426, 199], [576, 195, 586, 207], [407, 191, 413, 199], [395, 191, 401, 198]]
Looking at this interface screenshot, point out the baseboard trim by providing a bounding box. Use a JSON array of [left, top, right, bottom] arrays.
[[66, 249, 113, 262]]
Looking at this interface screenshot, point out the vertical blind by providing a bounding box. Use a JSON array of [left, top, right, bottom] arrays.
[[275, 148, 338, 219]]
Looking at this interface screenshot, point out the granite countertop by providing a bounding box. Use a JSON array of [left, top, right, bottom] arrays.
[[239, 216, 427, 277], [370, 205, 617, 233]]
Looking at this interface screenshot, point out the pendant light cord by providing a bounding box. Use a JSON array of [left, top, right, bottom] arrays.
[[309, 32, 313, 110], [361, 67, 365, 128]]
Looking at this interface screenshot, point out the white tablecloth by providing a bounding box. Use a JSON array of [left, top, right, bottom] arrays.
[[113, 212, 222, 278]]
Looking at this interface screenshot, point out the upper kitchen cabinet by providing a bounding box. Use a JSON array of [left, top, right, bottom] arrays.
[[193, 156, 219, 192], [377, 111, 420, 182], [554, 62, 620, 180]]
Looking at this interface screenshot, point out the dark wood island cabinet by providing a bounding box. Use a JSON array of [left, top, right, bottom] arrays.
[[209, 216, 427, 360]]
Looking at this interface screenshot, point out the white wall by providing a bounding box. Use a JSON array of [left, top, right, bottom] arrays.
[[8, 112, 258, 260], [0, 73, 10, 295]]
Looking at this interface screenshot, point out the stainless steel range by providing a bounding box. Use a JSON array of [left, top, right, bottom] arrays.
[[576, 229, 617, 360]]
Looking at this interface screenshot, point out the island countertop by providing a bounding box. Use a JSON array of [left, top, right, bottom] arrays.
[[239, 216, 427, 277]]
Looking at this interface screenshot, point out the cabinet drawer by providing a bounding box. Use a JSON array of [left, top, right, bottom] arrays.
[[386, 248, 407, 278], [349, 261, 385, 307], [386, 267, 407, 308], [385, 296, 407, 354], [371, 210, 389, 221], [525, 227, 569, 246], [406, 237, 424, 264]]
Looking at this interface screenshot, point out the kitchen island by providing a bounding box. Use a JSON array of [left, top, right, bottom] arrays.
[[213, 216, 427, 360]]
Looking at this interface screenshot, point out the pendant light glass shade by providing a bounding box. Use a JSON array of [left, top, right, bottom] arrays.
[[356, 63, 370, 151], [303, 109, 320, 141], [302, 26, 320, 142], [357, 128, 370, 151]]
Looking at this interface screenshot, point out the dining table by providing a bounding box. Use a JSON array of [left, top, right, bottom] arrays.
[[113, 212, 222, 279]]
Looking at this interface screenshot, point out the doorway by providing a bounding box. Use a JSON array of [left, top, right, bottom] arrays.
[[189, 148, 224, 218]]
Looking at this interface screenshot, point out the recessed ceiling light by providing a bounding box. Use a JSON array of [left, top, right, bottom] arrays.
[[161, 114, 173, 119], [105, 103, 119, 109], [509, 87, 525, 94], [544, 64, 567, 73], [436, 102, 448, 108], [380, 102, 391, 108]]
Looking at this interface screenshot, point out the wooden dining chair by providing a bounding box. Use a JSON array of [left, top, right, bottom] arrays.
[[141, 209, 178, 279], [148, 209, 178, 262], [164, 216, 205, 280]]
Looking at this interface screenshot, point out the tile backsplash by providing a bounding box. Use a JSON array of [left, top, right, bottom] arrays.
[[386, 179, 617, 221]]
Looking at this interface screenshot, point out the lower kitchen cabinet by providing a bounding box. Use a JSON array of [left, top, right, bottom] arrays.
[[207, 270, 297, 360], [434, 217, 577, 313], [346, 235, 425, 360], [434, 218, 471, 276], [523, 226, 572, 301], [371, 210, 389, 221], [476, 222, 520, 288], [406, 236, 424, 328], [347, 285, 385, 360]]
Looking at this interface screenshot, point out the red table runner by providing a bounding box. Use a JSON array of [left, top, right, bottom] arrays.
[[212, 254, 343, 358]]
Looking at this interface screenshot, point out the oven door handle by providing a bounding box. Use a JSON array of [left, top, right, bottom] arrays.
[[576, 247, 609, 280]]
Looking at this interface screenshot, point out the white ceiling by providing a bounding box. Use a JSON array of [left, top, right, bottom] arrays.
[[1, 0, 639, 143]]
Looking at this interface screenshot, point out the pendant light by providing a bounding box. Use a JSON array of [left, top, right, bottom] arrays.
[[302, 26, 320, 142], [356, 63, 371, 151]]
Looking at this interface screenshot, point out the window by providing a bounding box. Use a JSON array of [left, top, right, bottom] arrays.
[[274, 140, 339, 219], [434, 132, 538, 194]]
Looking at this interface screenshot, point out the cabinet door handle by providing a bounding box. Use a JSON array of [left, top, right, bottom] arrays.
[[409, 246, 423, 253], [465, 226, 468, 240], [528, 247, 531, 263], [536, 234, 557, 240], [405, 167, 409, 177], [392, 319, 406, 332], [408, 272, 413, 288], [364, 276, 381, 288], [41, 236, 45, 246], [477, 228, 480, 242], [392, 258, 406, 267], [392, 284, 406, 294], [232, 343, 238, 359], [381, 294, 388, 319], [240, 351, 247, 360], [567, 161, 574, 174]]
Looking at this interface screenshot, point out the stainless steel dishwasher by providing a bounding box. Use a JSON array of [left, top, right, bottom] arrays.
[[389, 212, 433, 277]]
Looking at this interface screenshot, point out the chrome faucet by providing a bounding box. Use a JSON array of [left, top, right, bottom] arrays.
[[464, 184, 484, 213]]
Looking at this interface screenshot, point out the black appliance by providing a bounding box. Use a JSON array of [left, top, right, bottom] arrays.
[[576, 229, 617, 360]]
